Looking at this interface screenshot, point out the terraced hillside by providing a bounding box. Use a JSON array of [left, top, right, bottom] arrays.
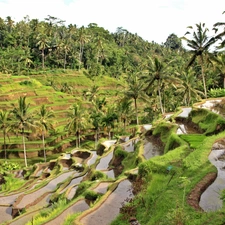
[[0, 71, 125, 166], [2, 99, 225, 225]]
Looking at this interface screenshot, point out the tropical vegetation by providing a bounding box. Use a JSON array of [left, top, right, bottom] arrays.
[[0, 11, 225, 225]]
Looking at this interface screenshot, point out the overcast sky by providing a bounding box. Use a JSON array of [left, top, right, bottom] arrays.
[[0, 0, 224, 44]]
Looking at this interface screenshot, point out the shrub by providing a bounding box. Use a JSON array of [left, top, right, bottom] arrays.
[[0, 161, 20, 173], [1, 173, 26, 192], [19, 80, 32, 85], [114, 147, 128, 158], [84, 190, 99, 201], [75, 181, 93, 197], [90, 170, 106, 181], [208, 88, 225, 98]]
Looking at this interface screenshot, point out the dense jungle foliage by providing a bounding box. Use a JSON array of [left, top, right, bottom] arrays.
[[0, 15, 224, 95]]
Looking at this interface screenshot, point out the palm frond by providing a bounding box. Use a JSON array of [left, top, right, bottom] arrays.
[[214, 22, 225, 27], [186, 54, 197, 68], [213, 28, 218, 33]]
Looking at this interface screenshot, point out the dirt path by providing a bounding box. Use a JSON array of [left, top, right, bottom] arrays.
[[187, 172, 217, 211]]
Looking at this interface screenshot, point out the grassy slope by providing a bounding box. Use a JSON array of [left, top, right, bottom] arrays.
[[111, 107, 225, 225]]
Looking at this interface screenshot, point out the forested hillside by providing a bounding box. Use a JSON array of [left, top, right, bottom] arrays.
[[1, 15, 225, 113]]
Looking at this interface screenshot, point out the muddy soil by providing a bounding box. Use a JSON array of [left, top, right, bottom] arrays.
[[187, 172, 217, 211]]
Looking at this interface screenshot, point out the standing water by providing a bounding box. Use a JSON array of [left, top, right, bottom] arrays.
[[80, 179, 133, 225], [199, 149, 225, 211]]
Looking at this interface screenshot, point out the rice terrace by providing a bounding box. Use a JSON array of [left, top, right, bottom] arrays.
[[0, 13, 225, 225]]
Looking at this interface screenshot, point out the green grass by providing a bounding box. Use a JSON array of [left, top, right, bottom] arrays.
[[0, 173, 26, 192], [180, 134, 206, 149]]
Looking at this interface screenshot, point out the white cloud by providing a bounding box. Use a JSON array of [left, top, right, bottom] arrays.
[[0, 0, 224, 44]]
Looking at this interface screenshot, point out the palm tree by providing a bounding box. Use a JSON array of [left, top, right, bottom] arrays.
[[11, 97, 34, 167], [83, 85, 99, 102], [90, 96, 107, 148], [65, 103, 89, 148], [36, 33, 50, 69], [118, 72, 147, 125], [115, 27, 128, 47], [176, 68, 204, 106], [213, 11, 225, 49], [35, 105, 55, 162], [92, 97, 107, 112], [211, 53, 225, 88], [141, 56, 178, 114], [5, 16, 15, 33], [94, 35, 104, 64], [102, 106, 118, 140], [62, 40, 71, 70], [116, 98, 133, 132], [0, 109, 11, 159], [90, 109, 103, 148], [77, 26, 89, 70], [182, 23, 216, 98]]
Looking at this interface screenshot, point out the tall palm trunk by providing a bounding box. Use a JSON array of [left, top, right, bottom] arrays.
[[95, 129, 99, 149], [41, 49, 45, 69], [134, 98, 139, 125], [76, 131, 80, 148], [123, 118, 126, 131], [64, 51, 67, 70], [187, 89, 191, 106], [108, 128, 111, 140], [22, 129, 28, 167], [200, 56, 207, 98], [158, 82, 164, 114], [79, 43, 83, 70], [42, 132, 46, 163], [3, 130, 6, 159], [223, 75, 225, 89]]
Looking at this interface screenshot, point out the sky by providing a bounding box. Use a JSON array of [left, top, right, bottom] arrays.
[[0, 0, 224, 44]]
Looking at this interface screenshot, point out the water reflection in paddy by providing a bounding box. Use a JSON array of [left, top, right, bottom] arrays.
[[9, 211, 39, 225], [122, 138, 139, 152], [103, 169, 115, 179], [59, 174, 84, 194], [45, 199, 89, 225], [199, 149, 225, 212], [92, 182, 112, 194], [176, 121, 199, 135], [87, 151, 98, 166], [143, 137, 163, 160], [96, 151, 114, 170], [15, 171, 75, 208], [0, 193, 21, 205], [67, 186, 78, 200], [102, 140, 117, 149], [0, 206, 12, 224], [177, 107, 192, 118], [80, 179, 133, 225]]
